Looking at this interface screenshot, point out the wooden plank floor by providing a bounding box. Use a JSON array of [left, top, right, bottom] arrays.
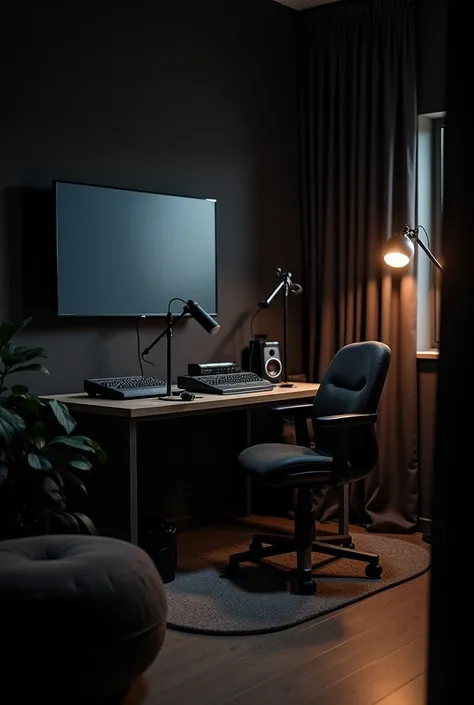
[[128, 523, 430, 705]]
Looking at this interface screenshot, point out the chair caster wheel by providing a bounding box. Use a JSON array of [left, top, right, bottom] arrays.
[[365, 563, 382, 579], [249, 540, 263, 552], [224, 562, 240, 579], [297, 580, 317, 595]]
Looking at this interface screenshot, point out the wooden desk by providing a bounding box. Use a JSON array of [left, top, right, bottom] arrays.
[[46, 383, 320, 543]]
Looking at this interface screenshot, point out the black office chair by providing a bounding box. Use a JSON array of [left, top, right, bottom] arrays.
[[225, 341, 391, 595]]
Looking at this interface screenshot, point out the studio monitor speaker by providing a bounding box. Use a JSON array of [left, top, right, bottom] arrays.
[[249, 338, 282, 383]]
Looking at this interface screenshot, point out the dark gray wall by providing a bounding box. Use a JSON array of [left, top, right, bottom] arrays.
[[0, 0, 302, 395]]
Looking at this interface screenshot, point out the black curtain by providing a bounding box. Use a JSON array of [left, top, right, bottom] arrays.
[[299, 0, 418, 531]]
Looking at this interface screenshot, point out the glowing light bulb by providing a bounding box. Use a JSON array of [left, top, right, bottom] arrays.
[[384, 252, 411, 268]]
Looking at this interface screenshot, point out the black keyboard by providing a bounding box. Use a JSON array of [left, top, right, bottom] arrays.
[[177, 371, 273, 395], [84, 376, 166, 400]]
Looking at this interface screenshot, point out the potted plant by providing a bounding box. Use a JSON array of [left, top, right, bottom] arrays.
[[0, 318, 106, 539]]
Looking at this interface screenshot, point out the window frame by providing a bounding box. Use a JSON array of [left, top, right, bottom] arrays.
[[416, 112, 445, 352], [431, 117, 444, 347]]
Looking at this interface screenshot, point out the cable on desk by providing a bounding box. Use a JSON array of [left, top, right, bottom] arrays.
[[248, 307, 262, 373], [135, 317, 144, 376]]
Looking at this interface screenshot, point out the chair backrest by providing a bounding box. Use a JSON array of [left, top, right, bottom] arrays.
[[312, 341, 391, 475]]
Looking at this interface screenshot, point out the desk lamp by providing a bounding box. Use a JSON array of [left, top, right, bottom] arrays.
[[141, 298, 220, 399], [383, 225, 443, 272], [384, 224, 442, 545]]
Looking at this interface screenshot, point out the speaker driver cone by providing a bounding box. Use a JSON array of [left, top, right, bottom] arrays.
[[265, 357, 282, 378]]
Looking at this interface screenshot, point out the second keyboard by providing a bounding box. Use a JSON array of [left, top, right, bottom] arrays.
[[177, 371, 273, 395]]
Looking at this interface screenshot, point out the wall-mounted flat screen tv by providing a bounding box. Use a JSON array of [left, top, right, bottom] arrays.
[[55, 180, 217, 317]]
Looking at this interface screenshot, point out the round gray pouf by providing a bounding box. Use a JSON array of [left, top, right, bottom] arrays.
[[0, 534, 167, 704]]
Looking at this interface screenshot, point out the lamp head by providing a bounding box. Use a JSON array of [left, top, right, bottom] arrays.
[[185, 300, 220, 335], [383, 232, 415, 268]]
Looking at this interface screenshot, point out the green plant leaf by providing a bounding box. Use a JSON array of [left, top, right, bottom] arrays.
[[24, 420, 46, 448], [70, 436, 107, 465], [1, 346, 47, 367], [7, 363, 50, 375], [72, 512, 97, 535], [95, 448, 107, 465], [47, 399, 76, 434], [48, 510, 81, 533], [43, 489, 66, 510], [48, 510, 96, 535], [41, 445, 68, 464], [53, 470, 65, 488], [0, 462, 8, 486], [68, 457, 92, 471], [83, 438, 107, 465], [11, 345, 46, 358], [0, 405, 25, 443], [27, 453, 53, 471], [10, 395, 45, 415], [0, 318, 31, 346], [49, 436, 95, 453], [69, 434, 95, 443], [42, 445, 93, 471], [40, 476, 66, 510], [11, 384, 29, 396], [41, 476, 59, 492], [61, 469, 88, 495]]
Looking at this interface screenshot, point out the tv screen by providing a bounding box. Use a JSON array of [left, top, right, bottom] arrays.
[[55, 181, 217, 317]]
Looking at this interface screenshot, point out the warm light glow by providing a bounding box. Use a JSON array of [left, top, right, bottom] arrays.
[[384, 252, 411, 268], [383, 232, 415, 269]]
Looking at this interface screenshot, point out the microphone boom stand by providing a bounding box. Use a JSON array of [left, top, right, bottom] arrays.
[[259, 270, 295, 387], [142, 306, 189, 397]]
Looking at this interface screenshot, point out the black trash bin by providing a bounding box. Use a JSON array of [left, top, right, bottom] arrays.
[[140, 518, 177, 583]]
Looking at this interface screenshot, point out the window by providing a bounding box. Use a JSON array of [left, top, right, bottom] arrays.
[[416, 113, 445, 352], [432, 118, 444, 344]]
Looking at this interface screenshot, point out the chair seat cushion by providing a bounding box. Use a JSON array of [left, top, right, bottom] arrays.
[[0, 534, 167, 702], [239, 442, 340, 486]]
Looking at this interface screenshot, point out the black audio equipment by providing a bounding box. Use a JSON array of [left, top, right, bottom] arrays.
[[187, 361, 240, 376], [249, 339, 283, 383], [84, 376, 166, 399], [178, 371, 273, 395]]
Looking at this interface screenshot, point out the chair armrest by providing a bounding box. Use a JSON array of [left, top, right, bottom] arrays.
[[270, 403, 313, 447], [313, 413, 377, 428], [270, 403, 313, 417], [314, 414, 377, 482]]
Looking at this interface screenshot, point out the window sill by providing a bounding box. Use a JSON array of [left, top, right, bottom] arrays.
[[417, 350, 439, 360]]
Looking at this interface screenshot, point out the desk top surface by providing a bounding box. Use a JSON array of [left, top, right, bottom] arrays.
[[43, 382, 320, 420]]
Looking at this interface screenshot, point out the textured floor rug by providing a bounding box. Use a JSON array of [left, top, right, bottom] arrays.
[[164, 522, 430, 635]]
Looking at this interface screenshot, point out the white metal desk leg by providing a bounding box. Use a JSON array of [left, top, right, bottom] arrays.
[[127, 419, 139, 544]]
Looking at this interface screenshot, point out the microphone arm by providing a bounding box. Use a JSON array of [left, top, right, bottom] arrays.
[[141, 297, 219, 397], [141, 304, 189, 396], [259, 279, 286, 308], [141, 308, 189, 357], [257, 269, 302, 384]]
